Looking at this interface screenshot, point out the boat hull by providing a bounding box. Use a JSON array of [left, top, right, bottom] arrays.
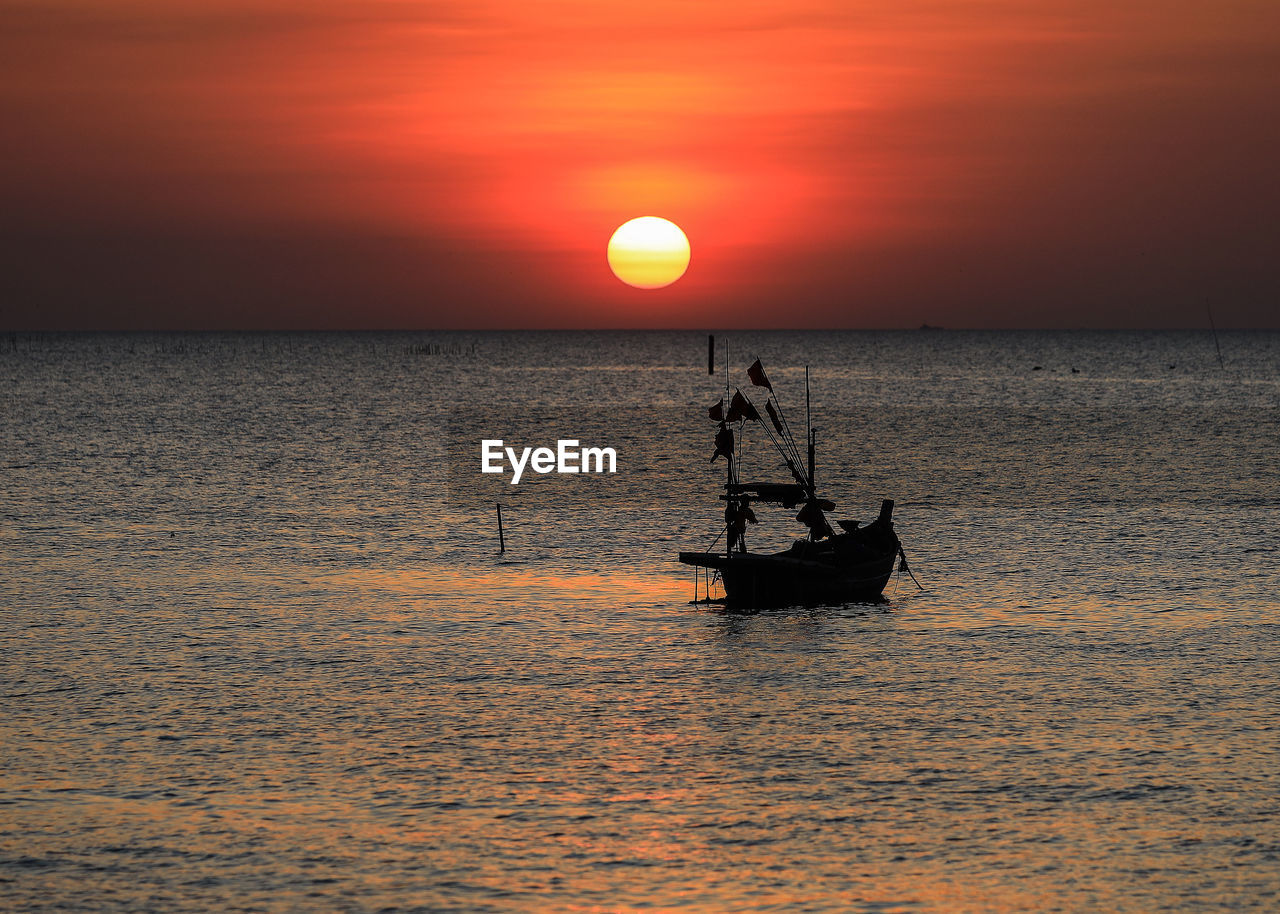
[[679, 548, 898, 608]]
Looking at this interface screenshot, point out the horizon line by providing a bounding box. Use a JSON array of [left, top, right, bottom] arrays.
[[2, 326, 1273, 334]]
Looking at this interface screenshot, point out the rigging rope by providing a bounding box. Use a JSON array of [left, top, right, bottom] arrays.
[[898, 547, 926, 590]]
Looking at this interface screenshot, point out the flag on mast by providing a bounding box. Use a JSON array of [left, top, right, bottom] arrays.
[[765, 400, 785, 436], [747, 358, 772, 391], [728, 389, 760, 422]]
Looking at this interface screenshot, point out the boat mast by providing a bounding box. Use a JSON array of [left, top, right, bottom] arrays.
[[726, 337, 733, 492], [805, 367, 815, 496], [725, 338, 735, 554]]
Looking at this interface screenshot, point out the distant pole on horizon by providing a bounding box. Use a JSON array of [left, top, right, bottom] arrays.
[[708, 334, 715, 375], [1207, 304, 1225, 369]]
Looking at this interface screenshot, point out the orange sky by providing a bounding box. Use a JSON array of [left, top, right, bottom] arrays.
[[2, 0, 1278, 328]]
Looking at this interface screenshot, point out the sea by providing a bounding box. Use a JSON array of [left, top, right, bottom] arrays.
[[2, 330, 1278, 912]]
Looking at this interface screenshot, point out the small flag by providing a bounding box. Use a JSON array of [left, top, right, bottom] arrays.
[[729, 389, 760, 422], [765, 400, 785, 436], [708, 399, 724, 421], [747, 358, 772, 391], [710, 423, 734, 462]]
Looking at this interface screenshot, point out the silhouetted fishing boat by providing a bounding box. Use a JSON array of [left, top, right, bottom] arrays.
[[679, 357, 906, 608]]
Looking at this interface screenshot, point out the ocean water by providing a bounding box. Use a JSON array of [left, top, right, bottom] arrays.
[[2, 330, 1278, 912]]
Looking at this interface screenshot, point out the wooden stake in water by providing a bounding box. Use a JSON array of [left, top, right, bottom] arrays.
[[708, 334, 715, 375], [496, 504, 505, 553]]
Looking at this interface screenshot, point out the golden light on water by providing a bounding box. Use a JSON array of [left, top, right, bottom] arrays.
[[606, 217, 691, 289], [9, 332, 1280, 911]]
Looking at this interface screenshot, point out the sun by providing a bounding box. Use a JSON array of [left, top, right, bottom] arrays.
[[607, 217, 691, 289]]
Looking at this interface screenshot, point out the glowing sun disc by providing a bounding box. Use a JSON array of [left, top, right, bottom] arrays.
[[607, 217, 691, 289]]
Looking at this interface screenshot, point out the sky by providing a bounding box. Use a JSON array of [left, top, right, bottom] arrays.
[[2, 0, 1278, 329]]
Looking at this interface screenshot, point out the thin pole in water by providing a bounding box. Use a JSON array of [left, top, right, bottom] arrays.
[[1207, 304, 1224, 369], [708, 334, 715, 375], [496, 504, 505, 553]]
